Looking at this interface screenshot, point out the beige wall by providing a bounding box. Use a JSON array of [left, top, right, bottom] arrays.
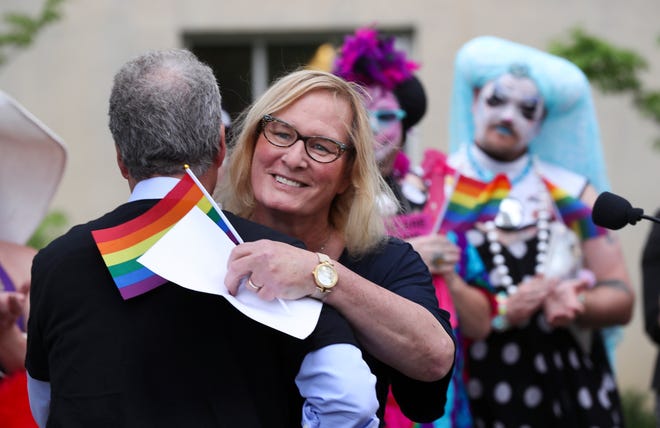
[[2, 0, 659, 402]]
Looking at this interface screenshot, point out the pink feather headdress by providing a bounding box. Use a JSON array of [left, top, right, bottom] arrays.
[[333, 26, 419, 90]]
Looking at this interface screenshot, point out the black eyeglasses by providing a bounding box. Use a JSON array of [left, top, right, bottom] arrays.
[[260, 114, 352, 163]]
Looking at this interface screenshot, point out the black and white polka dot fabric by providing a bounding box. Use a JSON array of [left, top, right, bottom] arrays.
[[465, 231, 623, 427]]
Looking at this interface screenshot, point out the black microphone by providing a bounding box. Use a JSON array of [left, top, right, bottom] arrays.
[[592, 191, 660, 230]]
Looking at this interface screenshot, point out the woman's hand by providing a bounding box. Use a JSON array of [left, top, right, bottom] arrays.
[[224, 240, 318, 301]]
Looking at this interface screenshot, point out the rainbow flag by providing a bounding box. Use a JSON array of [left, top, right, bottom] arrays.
[[543, 178, 606, 241], [92, 171, 240, 300], [440, 174, 511, 233]]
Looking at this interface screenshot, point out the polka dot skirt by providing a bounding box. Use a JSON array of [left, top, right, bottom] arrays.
[[465, 232, 624, 427]]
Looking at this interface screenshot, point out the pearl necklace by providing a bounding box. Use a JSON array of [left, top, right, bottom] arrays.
[[484, 208, 552, 296]]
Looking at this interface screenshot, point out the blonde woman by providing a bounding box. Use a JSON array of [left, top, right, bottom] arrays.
[[221, 69, 455, 422]]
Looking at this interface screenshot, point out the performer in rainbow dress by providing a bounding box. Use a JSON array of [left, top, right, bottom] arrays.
[[442, 36, 633, 427]]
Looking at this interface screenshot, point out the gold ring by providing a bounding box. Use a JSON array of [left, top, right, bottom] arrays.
[[248, 277, 263, 290]]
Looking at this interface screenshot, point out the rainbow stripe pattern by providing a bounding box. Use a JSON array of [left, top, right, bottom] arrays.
[[543, 178, 606, 240], [92, 172, 239, 300], [440, 174, 511, 233]]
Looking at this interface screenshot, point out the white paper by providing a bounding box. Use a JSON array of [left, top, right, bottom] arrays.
[[138, 206, 322, 339]]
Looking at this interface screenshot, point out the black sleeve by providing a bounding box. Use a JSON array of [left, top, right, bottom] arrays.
[[25, 247, 51, 380], [642, 209, 660, 345], [391, 374, 452, 422], [303, 304, 358, 352], [361, 238, 455, 422]]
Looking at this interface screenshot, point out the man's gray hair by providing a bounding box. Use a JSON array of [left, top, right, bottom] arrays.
[[109, 49, 222, 180]]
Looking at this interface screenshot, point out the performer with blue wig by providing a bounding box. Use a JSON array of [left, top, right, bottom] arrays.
[[443, 36, 634, 427]]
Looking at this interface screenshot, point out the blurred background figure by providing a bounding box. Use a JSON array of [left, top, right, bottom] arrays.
[[446, 36, 633, 427], [642, 209, 660, 426], [0, 91, 66, 427], [332, 25, 426, 215]]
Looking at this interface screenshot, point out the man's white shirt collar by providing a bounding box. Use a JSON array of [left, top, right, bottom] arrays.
[[128, 177, 180, 202]]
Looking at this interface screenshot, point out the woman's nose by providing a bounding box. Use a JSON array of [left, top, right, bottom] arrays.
[[281, 139, 308, 166]]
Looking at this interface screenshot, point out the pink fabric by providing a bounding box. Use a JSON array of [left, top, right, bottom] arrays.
[[389, 212, 433, 239], [384, 389, 414, 428], [392, 151, 411, 180], [420, 150, 452, 220], [433, 275, 458, 329]]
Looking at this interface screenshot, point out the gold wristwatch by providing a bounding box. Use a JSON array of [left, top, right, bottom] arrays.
[[312, 252, 338, 294]]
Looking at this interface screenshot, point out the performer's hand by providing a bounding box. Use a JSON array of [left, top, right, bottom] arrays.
[[543, 277, 588, 327], [407, 234, 460, 277], [0, 292, 25, 332], [506, 276, 557, 326]]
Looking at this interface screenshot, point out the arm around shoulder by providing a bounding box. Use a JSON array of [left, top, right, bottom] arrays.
[[322, 240, 456, 382]]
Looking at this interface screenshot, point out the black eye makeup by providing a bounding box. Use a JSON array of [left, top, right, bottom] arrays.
[[486, 92, 506, 107], [520, 99, 541, 120]]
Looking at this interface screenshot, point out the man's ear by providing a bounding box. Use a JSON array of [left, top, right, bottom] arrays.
[[116, 146, 130, 179]]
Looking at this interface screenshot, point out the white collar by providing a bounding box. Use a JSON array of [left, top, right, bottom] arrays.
[[128, 177, 180, 202], [470, 144, 532, 183]]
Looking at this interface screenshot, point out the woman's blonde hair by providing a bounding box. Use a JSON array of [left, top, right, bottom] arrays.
[[219, 69, 395, 257]]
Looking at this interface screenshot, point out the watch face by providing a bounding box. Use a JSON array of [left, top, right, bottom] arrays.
[[317, 264, 337, 287]]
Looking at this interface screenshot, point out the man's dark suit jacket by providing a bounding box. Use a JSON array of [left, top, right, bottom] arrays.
[[26, 200, 357, 428], [643, 209, 660, 393]]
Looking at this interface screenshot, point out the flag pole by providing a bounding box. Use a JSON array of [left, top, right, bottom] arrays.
[[431, 169, 461, 234], [183, 165, 291, 315], [184, 165, 243, 244]]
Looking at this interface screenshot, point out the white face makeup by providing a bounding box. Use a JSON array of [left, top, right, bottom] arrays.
[[366, 86, 404, 165], [473, 73, 545, 159]]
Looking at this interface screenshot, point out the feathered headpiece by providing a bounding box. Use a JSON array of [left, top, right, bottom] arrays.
[[333, 26, 427, 134], [333, 26, 419, 90]]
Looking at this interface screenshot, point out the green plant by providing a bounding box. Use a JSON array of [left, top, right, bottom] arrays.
[[27, 210, 68, 249], [0, 0, 66, 67], [620, 388, 655, 428], [549, 28, 660, 146]]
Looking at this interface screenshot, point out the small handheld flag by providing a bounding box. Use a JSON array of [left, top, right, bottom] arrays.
[[92, 167, 240, 299], [440, 174, 511, 233]]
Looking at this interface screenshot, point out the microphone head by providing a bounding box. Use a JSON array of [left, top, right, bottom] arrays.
[[592, 191, 643, 230]]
